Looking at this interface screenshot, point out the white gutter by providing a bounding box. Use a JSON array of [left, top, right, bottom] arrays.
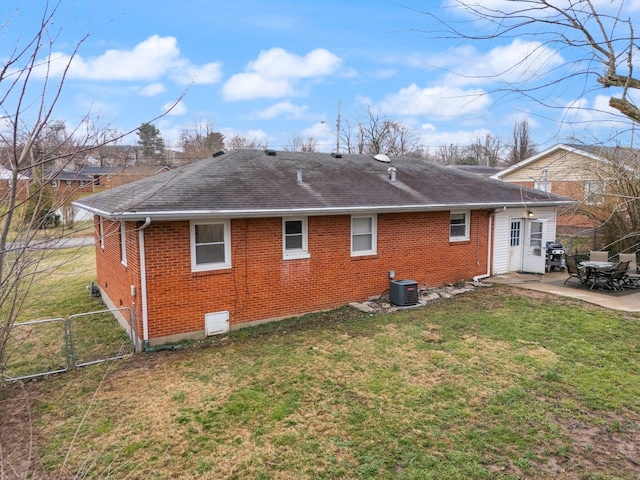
[[473, 212, 494, 283], [138, 216, 151, 348], [72, 200, 575, 222]]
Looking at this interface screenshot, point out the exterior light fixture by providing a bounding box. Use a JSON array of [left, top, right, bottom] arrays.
[[527, 210, 534, 218]]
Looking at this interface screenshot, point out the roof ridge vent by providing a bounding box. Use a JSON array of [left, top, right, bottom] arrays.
[[374, 153, 390, 163], [212, 150, 225, 157], [264, 149, 277, 156], [331, 152, 342, 158]]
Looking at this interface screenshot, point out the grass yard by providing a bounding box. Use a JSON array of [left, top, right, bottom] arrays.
[[0, 252, 639, 479], [1, 247, 132, 380]]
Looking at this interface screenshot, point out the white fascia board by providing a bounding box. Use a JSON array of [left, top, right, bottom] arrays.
[[80, 201, 574, 222]]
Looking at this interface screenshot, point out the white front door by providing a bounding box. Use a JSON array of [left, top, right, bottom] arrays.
[[522, 220, 546, 273]]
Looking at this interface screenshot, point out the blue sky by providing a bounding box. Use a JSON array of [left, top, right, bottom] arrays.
[[2, 0, 639, 154]]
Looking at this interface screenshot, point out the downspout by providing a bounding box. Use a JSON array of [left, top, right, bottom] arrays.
[[138, 217, 151, 351], [473, 211, 494, 283]]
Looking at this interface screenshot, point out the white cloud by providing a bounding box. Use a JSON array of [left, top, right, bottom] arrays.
[[437, 39, 564, 87], [41, 35, 222, 85], [373, 69, 396, 79], [140, 83, 166, 97], [378, 84, 491, 120], [255, 101, 308, 119], [222, 48, 341, 101], [163, 100, 187, 116], [561, 94, 634, 130]]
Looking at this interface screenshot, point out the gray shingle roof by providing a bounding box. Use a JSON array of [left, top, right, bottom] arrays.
[[73, 150, 574, 220]]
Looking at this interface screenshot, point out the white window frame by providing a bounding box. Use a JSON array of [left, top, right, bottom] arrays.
[[51, 179, 58, 188], [282, 217, 310, 260], [450, 211, 470, 242], [534, 180, 551, 192], [190, 219, 231, 272], [351, 214, 377, 256], [120, 220, 127, 266], [99, 217, 105, 250], [584, 180, 604, 205]]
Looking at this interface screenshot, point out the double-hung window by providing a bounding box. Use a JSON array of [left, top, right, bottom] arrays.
[[191, 220, 231, 271], [584, 180, 604, 205], [534, 180, 551, 192], [283, 218, 310, 259], [120, 221, 127, 266], [351, 215, 377, 256], [99, 217, 105, 250], [450, 211, 470, 241]]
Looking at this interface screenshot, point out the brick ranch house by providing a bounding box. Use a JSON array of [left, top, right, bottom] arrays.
[[74, 150, 573, 349]]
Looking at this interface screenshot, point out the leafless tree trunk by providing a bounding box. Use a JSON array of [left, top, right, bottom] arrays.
[[509, 120, 537, 166], [0, 2, 175, 370]]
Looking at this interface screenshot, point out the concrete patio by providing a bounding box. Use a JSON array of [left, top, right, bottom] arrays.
[[485, 271, 640, 312]]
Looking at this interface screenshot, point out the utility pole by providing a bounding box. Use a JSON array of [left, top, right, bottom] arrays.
[[335, 100, 341, 154]]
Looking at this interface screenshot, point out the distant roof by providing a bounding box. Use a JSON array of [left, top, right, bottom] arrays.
[[491, 143, 640, 179], [448, 165, 503, 176], [79, 166, 123, 176], [74, 150, 574, 221], [45, 169, 93, 181]]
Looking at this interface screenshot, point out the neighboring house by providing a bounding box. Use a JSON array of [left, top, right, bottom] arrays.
[[491, 143, 631, 235], [77, 166, 122, 189], [46, 169, 96, 194], [74, 150, 573, 348], [0, 168, 29, 201]]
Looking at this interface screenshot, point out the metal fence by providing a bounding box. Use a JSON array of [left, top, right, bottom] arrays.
[[2, 307, 135, 382]]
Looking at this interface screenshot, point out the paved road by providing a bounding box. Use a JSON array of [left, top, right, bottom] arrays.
[[5, 235, 95, 251]]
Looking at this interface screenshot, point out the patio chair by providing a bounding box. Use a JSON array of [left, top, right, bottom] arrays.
[[592, 261, 629, 290], [619, 253, 640, 287], [589, 250, 609, 261], [564, 255, 588, 285]]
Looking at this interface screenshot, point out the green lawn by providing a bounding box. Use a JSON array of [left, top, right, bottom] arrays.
[[1, 252, 639, 479]]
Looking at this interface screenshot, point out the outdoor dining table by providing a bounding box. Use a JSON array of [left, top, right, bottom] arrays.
[[579, 260, 616, 287]]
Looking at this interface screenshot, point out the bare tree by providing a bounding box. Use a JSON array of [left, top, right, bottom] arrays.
[[428, 0, 639, 126], [385, 122, 421, 156], [508, 120, 537, 166], [285, 134, 318, 152], [224, 134, 266, 150], [180, 120, 225, 162], [573, 146, 640, 252], [434, 144, 462, 165], [339, 107, 421, 156], [461, 134, 504, 167], [0, 3, 175, 371]]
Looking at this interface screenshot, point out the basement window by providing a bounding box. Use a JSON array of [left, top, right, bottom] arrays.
[[190, 220, 231, 271], [283, 217, 310, 259]]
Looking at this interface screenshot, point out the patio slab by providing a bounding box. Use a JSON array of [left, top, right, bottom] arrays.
[[484, 271, 640, 312]]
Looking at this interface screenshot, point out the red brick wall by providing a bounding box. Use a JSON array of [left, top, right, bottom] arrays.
[[96, 211, 490, 342], [95, 219, 144, 340]]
